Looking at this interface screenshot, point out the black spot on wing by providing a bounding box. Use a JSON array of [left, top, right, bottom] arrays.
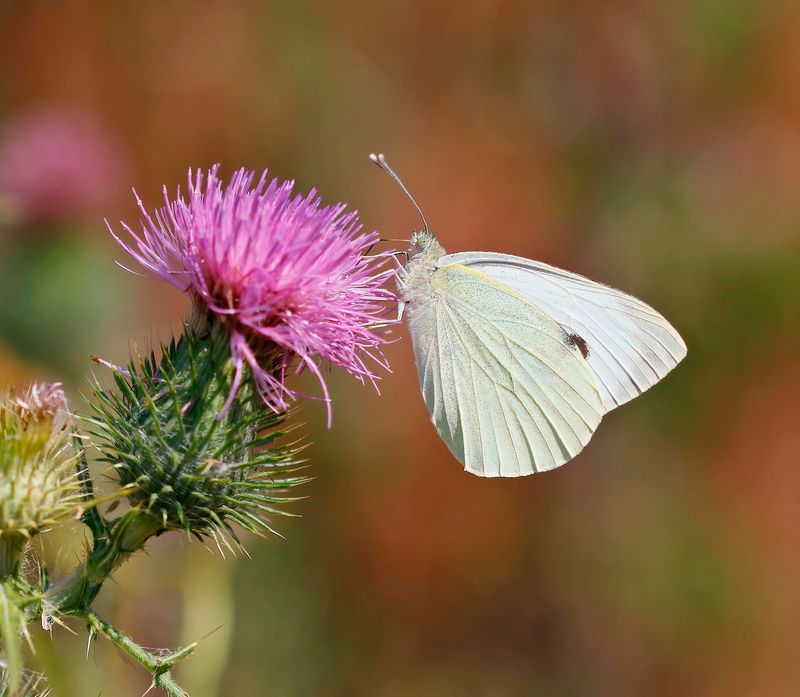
[[566, 332, 590, 359]]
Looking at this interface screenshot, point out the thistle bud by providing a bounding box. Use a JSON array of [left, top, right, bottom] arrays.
[[0, 384, 82, 576], [90, 324, 307, 552]]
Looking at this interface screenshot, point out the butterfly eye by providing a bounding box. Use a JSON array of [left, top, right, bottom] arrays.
[[412, 231, 432, 251]]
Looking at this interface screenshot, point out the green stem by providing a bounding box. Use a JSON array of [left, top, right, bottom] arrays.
[[84, 611, 194, 696], [0, 534, 26, 578], [0, 582, 23, 694], [47, 509, 163, 613]]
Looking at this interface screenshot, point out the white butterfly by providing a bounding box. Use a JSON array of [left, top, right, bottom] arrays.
[[371, 154, 687, 477]]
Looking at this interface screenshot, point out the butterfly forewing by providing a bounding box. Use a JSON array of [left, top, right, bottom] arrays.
[[438, 252, 687, 410], [408, 264, 605, 476]]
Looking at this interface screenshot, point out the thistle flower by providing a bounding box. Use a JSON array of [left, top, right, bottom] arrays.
[[110, 166, 395, 420], [9, 383, 67, 424], [0, 383, 82, 574]]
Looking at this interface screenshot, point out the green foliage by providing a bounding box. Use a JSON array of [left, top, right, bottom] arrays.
[[0, 235, 133, 382]]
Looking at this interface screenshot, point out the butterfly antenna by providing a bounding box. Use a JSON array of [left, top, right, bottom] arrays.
[[369, 152, 429, 233]]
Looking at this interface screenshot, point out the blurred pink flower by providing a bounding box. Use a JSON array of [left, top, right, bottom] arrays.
[[0, 106, 127, 223], [111, 165, 396, 420]]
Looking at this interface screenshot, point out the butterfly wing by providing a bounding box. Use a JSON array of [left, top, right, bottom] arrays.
[[439, 252, 687, 411], [407, 264, 605, 476]]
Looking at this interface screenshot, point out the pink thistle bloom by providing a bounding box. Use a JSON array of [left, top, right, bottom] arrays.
[[0, 106, 127, 223], [11, 382, 68, 422], [110, 165, 396, 423]]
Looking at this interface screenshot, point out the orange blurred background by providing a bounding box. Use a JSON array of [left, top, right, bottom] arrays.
[[1, 2, 799, 695]]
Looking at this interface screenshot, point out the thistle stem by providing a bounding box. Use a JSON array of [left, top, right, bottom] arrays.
[[84, 611, 194, 696], [0, 534, 26, 578], [47, 509, 163, 613]]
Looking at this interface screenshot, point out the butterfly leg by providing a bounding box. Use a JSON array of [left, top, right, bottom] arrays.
[[391, 252, 409, 275], [390, 253, 410, 320]]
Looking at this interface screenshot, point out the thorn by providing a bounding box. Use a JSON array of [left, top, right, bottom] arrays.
[[197, 623, 226, 642], [86, 628, 96, 660]]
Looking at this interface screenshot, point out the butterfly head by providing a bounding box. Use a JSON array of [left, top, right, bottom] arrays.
[[410, 229, 445, 259]]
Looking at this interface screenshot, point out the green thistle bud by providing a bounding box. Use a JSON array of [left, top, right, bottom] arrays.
[[90, 322, 308, 551], [0, 384, 82, 576]]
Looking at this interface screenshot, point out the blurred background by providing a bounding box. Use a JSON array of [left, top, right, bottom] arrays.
[[1, 1, 799, 695]]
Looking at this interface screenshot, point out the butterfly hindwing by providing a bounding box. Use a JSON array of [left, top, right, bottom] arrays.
[[407, 264, 605, 476]]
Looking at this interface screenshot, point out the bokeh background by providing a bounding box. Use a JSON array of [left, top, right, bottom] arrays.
[[1, 1, 799, 695]]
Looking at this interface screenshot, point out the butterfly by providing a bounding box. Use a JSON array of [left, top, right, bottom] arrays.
[[371, 154, 687, 477]]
